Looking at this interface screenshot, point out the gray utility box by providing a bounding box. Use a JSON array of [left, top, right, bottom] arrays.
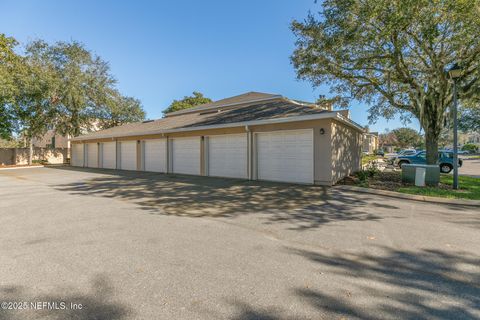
[[402, 164, 440, 186]]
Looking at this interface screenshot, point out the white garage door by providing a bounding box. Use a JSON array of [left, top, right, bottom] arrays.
[[71, 143, 84, 167], [257, 129, 314, 184], [120, 141, 137, 171], [86, 143, 98, 168], [171, 137, 200, 175], [144, 139, 167, 172], [101, 142, 116, 169], [208, 134, 247, 179]]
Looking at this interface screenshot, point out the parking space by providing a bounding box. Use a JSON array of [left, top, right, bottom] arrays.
[[0, 167, 479, 319]]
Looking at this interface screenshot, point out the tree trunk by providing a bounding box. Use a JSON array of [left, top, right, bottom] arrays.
[[28, 139, 33, 166], [425, 128, 439, 165]]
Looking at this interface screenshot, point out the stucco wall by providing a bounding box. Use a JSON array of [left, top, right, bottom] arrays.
[[15, 148, 68, 165], [32, 130, 70, 148], [331, 120, 362, 184], [362, 133, 378, 153], [0, 148, 15, 165], [0, 147, 68, 165]]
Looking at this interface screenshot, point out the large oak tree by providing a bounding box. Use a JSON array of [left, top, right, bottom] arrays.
[[0, 35, 20, 139], [291, 0, 480, 164], [0, 34, 146, 164], [25, 40, 118, 136], [14, 42, 58, 164]]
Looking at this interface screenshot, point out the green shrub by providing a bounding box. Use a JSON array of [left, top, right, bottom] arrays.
[[365, 161, 380, 178], [462, 143, 478, 153], [355, 170, 370, 183], [32, 160, 48, 165], [355, 161, 380, 185]]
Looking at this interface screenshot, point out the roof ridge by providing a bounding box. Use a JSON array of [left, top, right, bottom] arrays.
[[164, 91, 281, 117]]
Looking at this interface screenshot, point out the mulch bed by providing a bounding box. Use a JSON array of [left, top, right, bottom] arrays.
[[339, 171, 454, 192]]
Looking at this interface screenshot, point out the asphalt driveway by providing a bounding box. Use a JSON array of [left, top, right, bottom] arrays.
[[460, 155, 480, 178], [0, 167, 479, 320]]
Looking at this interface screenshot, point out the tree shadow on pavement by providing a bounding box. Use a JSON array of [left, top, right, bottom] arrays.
[[287, 246, 480, 320], [0, 274, 131, 320], [224, 247, 480, 320], [50, 167, 393, 230], [438, 204, 480, 229], [227, 301, 294, 320]]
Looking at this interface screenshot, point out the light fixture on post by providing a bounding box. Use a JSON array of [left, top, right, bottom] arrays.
[[448, 63, 462, 190]]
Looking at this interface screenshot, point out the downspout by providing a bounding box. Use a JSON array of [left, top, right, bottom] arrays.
[[116, 139, 121, 170], [246, 125, 253, 180], [162, 133, 169, 174]]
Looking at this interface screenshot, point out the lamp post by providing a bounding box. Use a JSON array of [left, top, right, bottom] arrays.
[[448, 64, 462, 190]]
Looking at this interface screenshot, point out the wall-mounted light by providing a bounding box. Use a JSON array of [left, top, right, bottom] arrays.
[[319, 128, 325, 135]]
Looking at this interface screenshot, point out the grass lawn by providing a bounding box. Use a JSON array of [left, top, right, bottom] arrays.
[[398, 175, 480, 200], [342, 171, 480, 201], [362, 154, 380, 166]]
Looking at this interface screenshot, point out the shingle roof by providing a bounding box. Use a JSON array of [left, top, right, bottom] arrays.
[[165, 91, 281, 116], [183, 100, 328, 127], [71, 93, 362, 141], [72, 98, 331, 141]]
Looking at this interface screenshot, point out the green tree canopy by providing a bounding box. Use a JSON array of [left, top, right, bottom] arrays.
[[291, 0, 480, 164], [164, 91, 212, 114], [0, 35, 146, 164], [25, 40, 116, 136], [13, 59, 57, 141], [458, 105, 480, 132], [379, 131, 397, 147], [12, 39, 63, 164], [19, 39, 146, 135], [98, 90, 145, 129], [0, 34, 21, 139], [391, 127, 424, 149]]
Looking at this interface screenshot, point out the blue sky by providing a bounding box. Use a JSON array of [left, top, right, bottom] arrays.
[[0, 0, 419, 133]]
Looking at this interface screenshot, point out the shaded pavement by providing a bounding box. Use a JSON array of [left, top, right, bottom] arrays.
[[0, 167, 478, 319]]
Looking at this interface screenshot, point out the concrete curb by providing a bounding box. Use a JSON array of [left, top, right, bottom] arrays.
[[0, 165, 44, 171], [335, 184, 480, 207]]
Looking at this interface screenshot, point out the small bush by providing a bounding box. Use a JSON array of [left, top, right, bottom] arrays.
[[356, 170, 370, 182], [365, 161, 380, 177], [462, 143, 478, 153], [32, 160, 48, 165], [355, 161, 380, 186]]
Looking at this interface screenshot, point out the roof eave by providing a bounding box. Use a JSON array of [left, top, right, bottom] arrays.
[[333, 111, 365, 131], [71, 111, 363, 142]]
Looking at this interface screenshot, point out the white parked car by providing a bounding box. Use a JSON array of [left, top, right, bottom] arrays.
[[440, 149, 470, 155], [387, 149, 419, 164]]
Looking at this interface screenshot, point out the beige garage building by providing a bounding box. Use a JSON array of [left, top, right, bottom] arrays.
[[70, 92, 363, 185]]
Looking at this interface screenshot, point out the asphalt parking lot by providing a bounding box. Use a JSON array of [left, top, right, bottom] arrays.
[[0, 167, 479, 320], [460, 155, 480, 178]]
